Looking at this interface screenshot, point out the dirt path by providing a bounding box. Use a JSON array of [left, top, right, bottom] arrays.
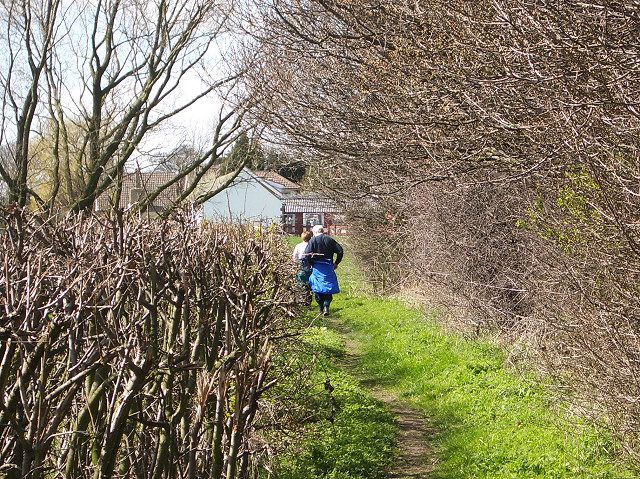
[[369, 387, 437, 478], [337, 330, 437, 478]]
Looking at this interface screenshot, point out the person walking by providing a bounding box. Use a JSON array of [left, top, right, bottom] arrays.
[[304, 224, 344, 316], [292, 230, 313, 305]]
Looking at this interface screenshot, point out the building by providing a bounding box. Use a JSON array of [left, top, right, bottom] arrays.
[[94, 167, 347, 234], [199, 167, 347, 234], [281, 194, 346, 235], [198, 168, 289, 226], [94, 169, 190, 216]]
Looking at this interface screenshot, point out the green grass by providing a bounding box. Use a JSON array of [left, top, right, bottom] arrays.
[[336, 296, 632, 478], [271, 323, 396, 479], [279, 236, 633, 478], [274, 235, 395, 479]]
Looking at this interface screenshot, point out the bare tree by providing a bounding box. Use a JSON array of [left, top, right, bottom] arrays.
[[0, 0, 255, 214], [241, 0, 640, 458]]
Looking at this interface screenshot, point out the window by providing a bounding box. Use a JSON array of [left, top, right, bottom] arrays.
[[303, 213, 323, 226]]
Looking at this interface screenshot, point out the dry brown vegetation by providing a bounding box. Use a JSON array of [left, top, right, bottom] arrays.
[[0, 208, 302, 478], [242, 0, 640, 459]]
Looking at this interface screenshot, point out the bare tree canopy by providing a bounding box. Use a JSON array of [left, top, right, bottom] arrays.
[[241, 0, 640, 458], [0, 0, 254, 213], [243, 0, 639, 192]]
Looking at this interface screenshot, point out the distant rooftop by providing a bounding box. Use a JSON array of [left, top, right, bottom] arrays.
[[253, 171, 300, 190], [283, 194, 342, 213], [95, 170, 188, 212]]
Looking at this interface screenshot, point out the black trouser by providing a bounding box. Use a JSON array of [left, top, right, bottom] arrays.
[[315, 293, 333, 311]]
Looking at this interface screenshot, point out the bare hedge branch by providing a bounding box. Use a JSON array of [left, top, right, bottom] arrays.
[[0, 208, 300, 478]]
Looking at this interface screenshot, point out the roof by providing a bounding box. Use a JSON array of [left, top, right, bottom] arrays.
[[283, 194, 342, 213], [253, 171, 300, 190], [95, 170, 188, 211]]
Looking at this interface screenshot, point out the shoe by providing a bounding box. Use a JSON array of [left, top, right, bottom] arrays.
[[323, 307, 329, 316]]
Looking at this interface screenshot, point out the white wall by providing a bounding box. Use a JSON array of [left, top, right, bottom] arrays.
[[202, 170, 282, 224]]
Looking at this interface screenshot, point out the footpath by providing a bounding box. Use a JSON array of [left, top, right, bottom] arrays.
[[335, 320, 438, 478], [277, 245, 632, 479]]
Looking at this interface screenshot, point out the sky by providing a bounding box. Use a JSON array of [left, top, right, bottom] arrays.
[[0, 0, 245, 169]]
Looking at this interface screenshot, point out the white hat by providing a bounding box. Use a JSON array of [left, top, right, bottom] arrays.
[[312, 224, 324, 236]]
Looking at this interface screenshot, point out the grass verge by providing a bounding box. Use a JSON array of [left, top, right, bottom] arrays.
[[335, 292, 633, 479]]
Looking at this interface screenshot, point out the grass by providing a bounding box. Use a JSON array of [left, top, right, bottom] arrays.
[[337, 295, 632, 478], [277, 236, 633, 478], [271, 323, 396, 479]]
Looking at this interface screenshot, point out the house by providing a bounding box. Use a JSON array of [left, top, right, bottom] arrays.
[[94, 169, 190, 215], [281, 194, 346, 235], [199, 167, 347, 234], [94, 167, 347, 234], [198, 168, 288, 225]]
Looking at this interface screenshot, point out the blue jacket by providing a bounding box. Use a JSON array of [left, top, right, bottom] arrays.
[[308, 258, 340, 294]]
